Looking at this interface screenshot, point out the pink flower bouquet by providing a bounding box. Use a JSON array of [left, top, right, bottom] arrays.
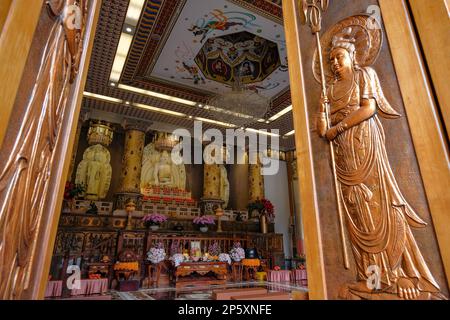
[[192, 215, 215, 226], [142, 213, 168, 226]]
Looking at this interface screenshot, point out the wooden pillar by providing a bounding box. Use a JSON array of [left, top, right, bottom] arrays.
[[0, 0, 102, 299], [282, 0, 328, 300], [0, 0, 13, 32], [67, 111, 89, 182], [408, 0, 450, 139], [203, 164, 221, 199], [0, 0, 43, 148], [248, 153, 265, 202], [379, 0, 450, 289], [120, 129, 145, 194], [115, 119, 147, 211], [201, 163, 224, 215]]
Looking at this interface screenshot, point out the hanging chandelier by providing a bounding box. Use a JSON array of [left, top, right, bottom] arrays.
[[206, 74, 271, 128]]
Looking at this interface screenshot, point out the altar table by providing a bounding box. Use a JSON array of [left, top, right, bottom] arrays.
[[267, 270, 291, 282], [45, 280, 63, 298], [291, 269, 307, 281], [175, 261, 228, 283], [71, 278, 109, 296]]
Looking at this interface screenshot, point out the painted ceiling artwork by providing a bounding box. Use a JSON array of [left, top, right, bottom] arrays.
[[147, 0, 288, 99], [194, 31, 281, 86], [83, 0, 296, 149]]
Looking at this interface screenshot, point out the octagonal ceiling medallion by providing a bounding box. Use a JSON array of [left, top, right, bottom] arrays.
[[147, 0, 288, 99], [194, 31, 281, 85]]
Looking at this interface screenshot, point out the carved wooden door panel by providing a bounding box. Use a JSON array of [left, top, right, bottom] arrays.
[[0, 0, 100, 299], [283, 0, 449, 300]]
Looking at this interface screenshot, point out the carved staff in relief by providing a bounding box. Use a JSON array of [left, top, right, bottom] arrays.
[[299, 0, 350, 269]]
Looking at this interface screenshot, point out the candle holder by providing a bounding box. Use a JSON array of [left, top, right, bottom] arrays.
[[215, 207, 224, 232]]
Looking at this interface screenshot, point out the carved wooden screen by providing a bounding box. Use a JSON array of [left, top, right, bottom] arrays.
[[0, 0, 99, 299]]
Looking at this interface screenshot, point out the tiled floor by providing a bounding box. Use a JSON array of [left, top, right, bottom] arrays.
[[111, 281, 308, 300]]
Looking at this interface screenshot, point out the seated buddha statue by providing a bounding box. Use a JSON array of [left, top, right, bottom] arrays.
[[153, 150, 173, 187]]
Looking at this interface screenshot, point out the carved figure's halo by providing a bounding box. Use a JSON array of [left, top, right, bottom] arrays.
[[312, 15, 382, 85]]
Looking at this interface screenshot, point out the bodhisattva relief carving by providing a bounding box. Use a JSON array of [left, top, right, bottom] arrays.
[[311, 14, 446, 300], [0, 0, 87, 299]]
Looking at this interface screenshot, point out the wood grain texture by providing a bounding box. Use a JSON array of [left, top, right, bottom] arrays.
[[380, 0, 450, 288], [0, 0, 43, 149], [409, 0, 450, 141], [0, 0, 12, 32], [282, 0, 327, 300], [36, 0, 103, 299]]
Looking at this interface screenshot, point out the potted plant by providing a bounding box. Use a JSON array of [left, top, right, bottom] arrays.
[[63, 182, 85, 212], [247, 198, 275, 233], [142, 213, 168, 231], [192, 215, 215, 232]]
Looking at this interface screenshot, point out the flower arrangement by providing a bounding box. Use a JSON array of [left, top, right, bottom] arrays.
[[170, 253, 185, 267], [208, 241, 221, 257], [170, 240, 181, 256], [147, 242, 166, 264], [218, 253, 231, 265], [295, 253, 306, 268], [64, 182, 85, 200], [229, 242, 245, 262], [142, 213, 168, 225], [193, 215, 215, 226], [247, 198, 275, 221]]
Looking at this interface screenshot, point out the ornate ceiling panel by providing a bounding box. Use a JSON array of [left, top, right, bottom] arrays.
[[84, 0, 295, 149]]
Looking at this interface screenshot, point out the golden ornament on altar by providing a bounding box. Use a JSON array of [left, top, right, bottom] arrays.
[[87, 121, 113, 146]]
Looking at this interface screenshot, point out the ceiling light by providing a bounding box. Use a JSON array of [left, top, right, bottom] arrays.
[[125, 0, 146, 25], [284, 129, 295, 136], [265, 120, 270, 124], [134, 103, 186, 117], [207, 75, 270, 127], [195, 117, 236, 128], [110, 82, 116, 87], [245, 128, 280, 137], [125, 101, 131, 105], [268, 105, 292, 121], [109, 33, 133, 83], [83, 92, 123, 104], [118, 84, 197, 106], [109, 0, 145, 83]]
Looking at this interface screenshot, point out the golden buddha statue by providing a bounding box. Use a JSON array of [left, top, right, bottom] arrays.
[[140, 142, 186, 191], [154, 150, 173, 186], [75, 144, 112, 200]]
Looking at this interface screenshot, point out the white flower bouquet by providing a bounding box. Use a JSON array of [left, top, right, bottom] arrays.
[[229, 242, 245, 262], [170, 253, 185, 267], [219, 253, 231, 265], [147, 242, 166, 264]]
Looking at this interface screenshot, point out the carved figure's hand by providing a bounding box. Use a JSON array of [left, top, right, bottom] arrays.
[[325, 126, 338, 141]]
